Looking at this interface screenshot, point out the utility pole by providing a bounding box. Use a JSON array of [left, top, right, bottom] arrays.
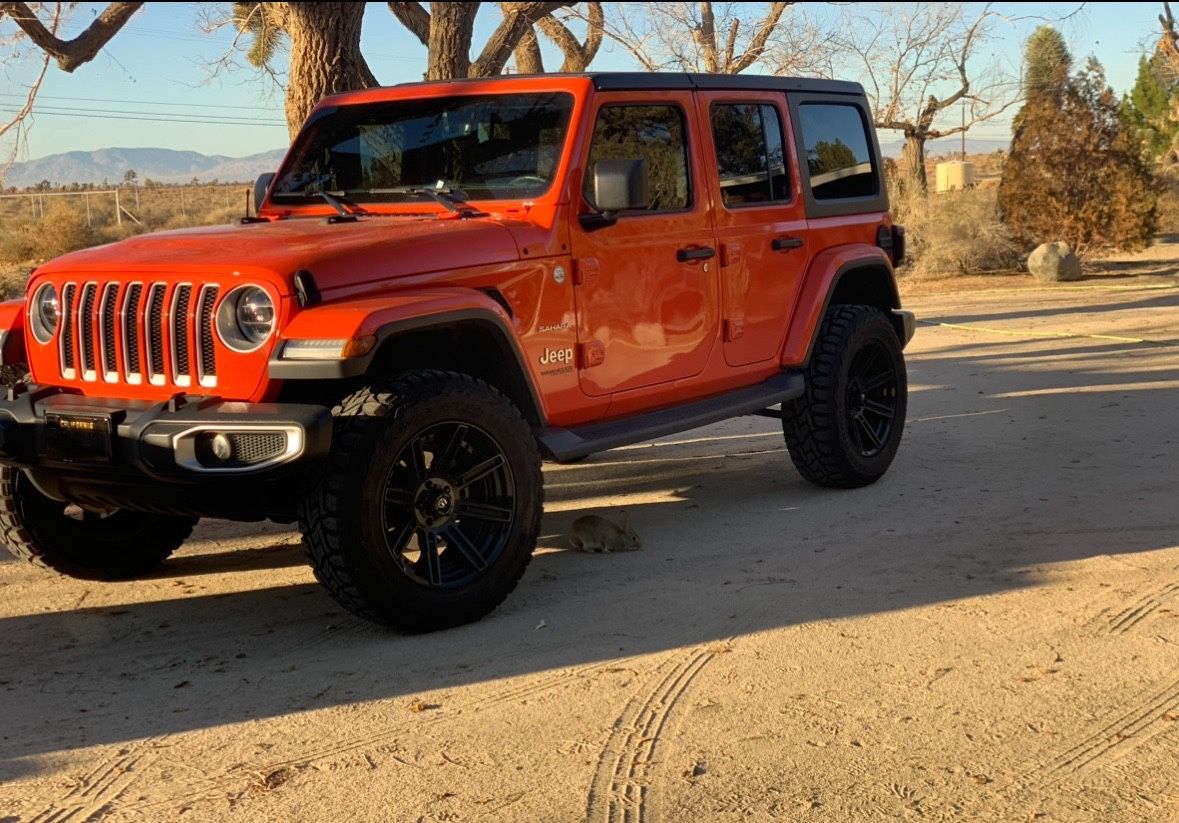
[[961, 100, 966, 161]]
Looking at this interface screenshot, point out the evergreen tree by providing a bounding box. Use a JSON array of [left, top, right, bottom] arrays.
[[1121, 52, 1179, 161], [1000, 58, 1157, 252]]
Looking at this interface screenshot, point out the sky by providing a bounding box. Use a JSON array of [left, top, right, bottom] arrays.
[[0, 2, 1169, 161]]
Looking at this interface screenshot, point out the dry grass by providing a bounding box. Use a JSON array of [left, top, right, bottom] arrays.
[[891, 185, 1024, 279], [0, 185, 251, 299]]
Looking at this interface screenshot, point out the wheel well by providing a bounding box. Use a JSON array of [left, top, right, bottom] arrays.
[[364, 321, 543, 428], [827, 263, 904, 340]]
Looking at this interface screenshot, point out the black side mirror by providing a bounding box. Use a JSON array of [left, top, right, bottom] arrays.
[[254, 172, 276, 213], [593, 158, 649, 212]]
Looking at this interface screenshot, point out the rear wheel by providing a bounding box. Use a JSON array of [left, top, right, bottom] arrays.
[[0, 467, 196, 580], [298, 371, 543, 631], [783, 304, 907, 488]]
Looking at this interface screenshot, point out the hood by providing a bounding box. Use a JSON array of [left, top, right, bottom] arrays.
[[37, 216, 522, 293]]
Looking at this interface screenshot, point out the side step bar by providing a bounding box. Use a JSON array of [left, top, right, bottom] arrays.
[[537, 371, 805, 462]]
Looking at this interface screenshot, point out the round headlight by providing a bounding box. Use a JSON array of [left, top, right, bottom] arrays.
[[235, 286, 275, 344], [217, 285, 275, 352], [31, 283, 59, 344]]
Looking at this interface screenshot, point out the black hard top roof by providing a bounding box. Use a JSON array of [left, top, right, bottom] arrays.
[[395, 72, 864, 96]]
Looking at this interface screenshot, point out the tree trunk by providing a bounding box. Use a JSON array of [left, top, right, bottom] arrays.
[[280, 2, 377, 138], [426, 2, 478, 80], [901, 133, 928, 193]]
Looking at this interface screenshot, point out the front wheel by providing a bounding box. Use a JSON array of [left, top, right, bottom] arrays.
[[0, 467, 196, 580], [298, 371, 543, 631], [783, 304, 907, 488]]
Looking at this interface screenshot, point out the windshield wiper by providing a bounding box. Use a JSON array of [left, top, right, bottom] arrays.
[[353, 185, 487, 217], [271, 189, 370, 217]]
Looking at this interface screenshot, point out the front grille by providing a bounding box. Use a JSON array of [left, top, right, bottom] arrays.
[[59, 283, 77, 377], [55, 280, 218, 388], [79, 282, 97, 380]]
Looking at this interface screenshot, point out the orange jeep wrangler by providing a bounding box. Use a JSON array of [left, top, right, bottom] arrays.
[[0, 73, 912, 630]]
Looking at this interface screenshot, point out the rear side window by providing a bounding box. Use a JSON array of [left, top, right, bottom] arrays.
[[711, 103, 789, 207], [797, 104, 877, 200], [584, 105, 690, 211]]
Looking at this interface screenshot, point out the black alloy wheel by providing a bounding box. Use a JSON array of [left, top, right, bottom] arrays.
[[381, 421, 515, 590], [844, 340, 900, 458]]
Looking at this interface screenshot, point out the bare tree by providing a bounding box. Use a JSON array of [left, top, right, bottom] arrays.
[[227, 2, 377, 138], [590, 2, 833, 76], [2, 1, 595, 155], [833, 3, 1018, 193], [387, 1, 575, 80], [512, 2, 603, 73], [1159, 2, 1179, 75], [0, 1, 65, 169]]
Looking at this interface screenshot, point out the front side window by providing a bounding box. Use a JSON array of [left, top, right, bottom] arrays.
[[271, 92, 574, 203], [584, 105, 690, 212], [711, 103, 789, 207], [797, 103, 878, 200]]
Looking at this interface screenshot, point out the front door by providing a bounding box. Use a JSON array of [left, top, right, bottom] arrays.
[[570, 92, 719, 397], [698, 91, 809, 366]]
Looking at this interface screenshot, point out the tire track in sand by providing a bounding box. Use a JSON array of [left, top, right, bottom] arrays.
[[585, 644, 729, 823]]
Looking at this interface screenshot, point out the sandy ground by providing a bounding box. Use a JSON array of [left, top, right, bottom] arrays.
[[2, 275, 1179, 822]]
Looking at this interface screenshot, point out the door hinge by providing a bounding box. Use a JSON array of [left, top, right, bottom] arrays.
[[573, 257, 600, 286], [724, 317, 746, 342], [720, 241, 743, 268]]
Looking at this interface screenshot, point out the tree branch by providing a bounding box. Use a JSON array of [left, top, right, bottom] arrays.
[[537, 2, 602, 71], [470, 1, 572, 77], [387, 1, 430, 45], [0, 1, 142, 72], [730, 1, 789, 73]]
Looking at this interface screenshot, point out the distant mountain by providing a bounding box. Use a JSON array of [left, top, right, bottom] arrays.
[[877, 137, 1009, 159], [1, 147, 288, 188]]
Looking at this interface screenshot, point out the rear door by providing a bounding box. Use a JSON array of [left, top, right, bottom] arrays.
[[698, 91, 809, 367], [569, 92, 719, 397]]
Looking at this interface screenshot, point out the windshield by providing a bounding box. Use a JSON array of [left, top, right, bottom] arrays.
[[271, 92, 575, 204]]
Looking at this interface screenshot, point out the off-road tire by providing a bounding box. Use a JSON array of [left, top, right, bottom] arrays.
[[783, 304, 907, 488], [0, 467, 196, 580], [298, 371, 543, 631]]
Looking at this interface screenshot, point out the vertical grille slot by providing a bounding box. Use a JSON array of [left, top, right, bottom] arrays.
[[170, 284, 193, 387], [59, 282, 77, 378], [79, 282, 98, 381], [100, 283, 119, 382], [197, 285, 219, 387], [146, 284, 167, 386], [121, 283, 144, 384]]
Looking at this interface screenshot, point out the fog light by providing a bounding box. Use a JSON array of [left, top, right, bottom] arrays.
[[210, 432, 233, 462]]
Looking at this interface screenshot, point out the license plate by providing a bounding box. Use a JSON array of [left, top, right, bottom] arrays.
[[45, 413, 113, 462]]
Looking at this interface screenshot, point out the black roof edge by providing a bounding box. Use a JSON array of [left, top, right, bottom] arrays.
[[390, 72, 864, 96]]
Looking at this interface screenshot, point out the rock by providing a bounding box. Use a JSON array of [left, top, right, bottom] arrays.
[[1027, 242, 1082, 282]]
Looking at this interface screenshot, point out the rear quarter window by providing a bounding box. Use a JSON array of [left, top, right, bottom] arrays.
[[797, 103, 878, 200]]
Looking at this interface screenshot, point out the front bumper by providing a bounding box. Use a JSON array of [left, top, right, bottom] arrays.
[[0, 386, 332, 516]]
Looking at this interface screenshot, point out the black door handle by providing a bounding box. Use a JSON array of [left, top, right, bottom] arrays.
[[677, 246, 716, 262], [772, 236, 804, 251]]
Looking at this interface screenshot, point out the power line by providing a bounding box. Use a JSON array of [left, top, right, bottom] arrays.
[[8, 103, 285, 124], [0, 93, 281, 113], [0, 108, 285, 127]]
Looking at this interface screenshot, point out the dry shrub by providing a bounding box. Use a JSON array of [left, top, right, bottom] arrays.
[[0, 185, 250, 266], [891, 184, 1022, 278], [1155, 167, 1179, 235]]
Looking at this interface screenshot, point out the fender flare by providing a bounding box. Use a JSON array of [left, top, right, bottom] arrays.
[[780, 245, 901, 366], [268, 290, 544, 425], [0, 300, 27, 367]]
